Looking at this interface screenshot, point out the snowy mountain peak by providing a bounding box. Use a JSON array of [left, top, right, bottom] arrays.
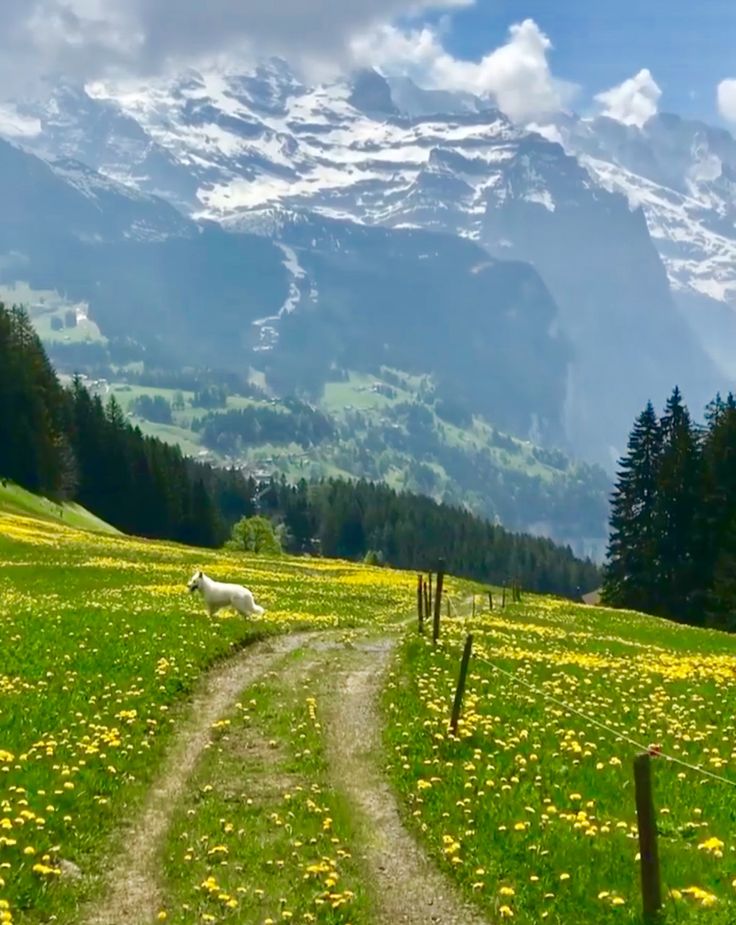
[[0, 60, 733, 461]]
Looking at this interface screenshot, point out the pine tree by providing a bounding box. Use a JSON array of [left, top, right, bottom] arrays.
[[700, 394, 736, 625], [709, 515, 736, 630], [603, 402, 661, 612], [652, 388, 703, 623]]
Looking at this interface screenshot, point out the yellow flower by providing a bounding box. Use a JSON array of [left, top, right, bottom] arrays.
[[697, 836, 724, 857]]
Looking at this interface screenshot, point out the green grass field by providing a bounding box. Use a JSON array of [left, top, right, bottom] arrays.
[[0, 282, 106, 346], [0, 483, 120, 535], [5, 485, 734, 924], [384, 596, 736, 923], [0, 506, 415, 923]]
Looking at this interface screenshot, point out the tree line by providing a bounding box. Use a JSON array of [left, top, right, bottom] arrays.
[[0, 302, 598, 596], [257, 477, 599, 597], [604, 387, 736, 628]]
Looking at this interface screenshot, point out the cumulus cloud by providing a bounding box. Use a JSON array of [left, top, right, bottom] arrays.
[[352, 18, 576, 123], [595, 68, 661, 127], [0, 0, 472, 97], [717, 79, 736, 123]]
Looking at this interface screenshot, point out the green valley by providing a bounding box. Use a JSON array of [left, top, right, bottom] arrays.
[[73, 368, 608, 559]]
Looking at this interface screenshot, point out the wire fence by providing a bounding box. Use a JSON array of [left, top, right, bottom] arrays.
[[471, 649, 736, 789], [426, 583, 736, 788], [428, 585, 735, 919]]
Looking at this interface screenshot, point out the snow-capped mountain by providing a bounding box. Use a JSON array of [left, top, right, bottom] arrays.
[[555, 113, 736, 379], [2, 60, 731, 464]]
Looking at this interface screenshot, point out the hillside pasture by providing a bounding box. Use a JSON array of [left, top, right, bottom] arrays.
[[385, 597, 736, 923], [0, 510, 414, 922]]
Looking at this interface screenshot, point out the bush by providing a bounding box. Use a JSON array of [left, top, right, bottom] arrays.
[[363, 549, 385, 566], [225, 515, 282, 556]]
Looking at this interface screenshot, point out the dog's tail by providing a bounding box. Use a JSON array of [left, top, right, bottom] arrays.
[[252, 603, 265, 616]]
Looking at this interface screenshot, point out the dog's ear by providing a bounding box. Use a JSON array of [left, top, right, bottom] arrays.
[[198, 570, 203, 578]]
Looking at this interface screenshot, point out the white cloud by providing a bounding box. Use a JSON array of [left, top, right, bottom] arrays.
[[717, 79, 736, 123], [0, 0, 471, 97], [352, 18, 576, 123], [0, 105, 41, 138], [595, 69, 661, 127], [527, 122, 564, 146]]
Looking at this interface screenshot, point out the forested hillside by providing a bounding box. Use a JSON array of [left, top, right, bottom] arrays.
[[0, 302, 599, 595], [605, 387, 736, 626]]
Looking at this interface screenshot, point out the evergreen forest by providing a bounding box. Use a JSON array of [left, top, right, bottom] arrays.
[[605, 387, 736, 628]]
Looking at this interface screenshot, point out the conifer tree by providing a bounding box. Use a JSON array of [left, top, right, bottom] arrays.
[[603, 402, 661, 612], [699, 394, 736, 625], [709, 516, 736, 630], [651, 388, 702, 622]]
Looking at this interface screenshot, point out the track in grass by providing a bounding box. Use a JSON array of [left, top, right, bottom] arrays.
[[323, 636, 489, 925], [87, 628, 488, 925], [84, 633, 310, 925]]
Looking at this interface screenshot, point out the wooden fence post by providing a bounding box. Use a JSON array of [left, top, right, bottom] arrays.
[[428, 572, 433, 614], [633, 752, 662, 922], [450, 634, 473, 735], [501, 582, 507, 609], [472, 595, 476, 618], [488, 591, 493, 611], [417, 574, 424, 634], [432, 559, 445, 644]]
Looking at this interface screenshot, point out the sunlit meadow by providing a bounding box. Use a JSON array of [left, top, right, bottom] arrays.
[[0, 510, 413, 923], [385, 595, 736, 924]]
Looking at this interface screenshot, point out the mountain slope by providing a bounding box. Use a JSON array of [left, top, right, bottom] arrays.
[[9, 64, 722, 464], [0, 137, 190, 246], [0, 139, 572, 442], [559, 112, 736, 379], [479, 134, 720, 460], [0, 481, 120, 534]]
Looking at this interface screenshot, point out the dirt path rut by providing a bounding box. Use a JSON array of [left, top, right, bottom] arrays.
[[324, 637, 488, 925], [84, 633, 308, 925]]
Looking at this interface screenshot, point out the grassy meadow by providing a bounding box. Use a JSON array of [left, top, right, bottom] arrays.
[[5, 488, 736, 925], [0, 506, 414, 923], [385, 597, 736, 923]]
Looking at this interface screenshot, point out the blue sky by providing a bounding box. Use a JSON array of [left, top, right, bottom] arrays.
[[418, 0, 734, 124]]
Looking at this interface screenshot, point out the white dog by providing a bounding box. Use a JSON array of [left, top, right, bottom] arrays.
[[187, 570, 265, 618]]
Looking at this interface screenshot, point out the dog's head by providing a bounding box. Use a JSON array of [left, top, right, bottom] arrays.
[[187, 570, 204, 593]]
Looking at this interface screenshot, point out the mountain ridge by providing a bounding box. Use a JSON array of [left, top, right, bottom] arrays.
[[5, 63, 726, 467]]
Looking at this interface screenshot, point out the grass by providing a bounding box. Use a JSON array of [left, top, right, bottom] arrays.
[[321, 372, 403, 413], [0, 482, 120, 535], [0, 281, 106, 346], [162, 641, 373, 924], [0, 509, 414, 923], [384, 595, 736, 924]]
